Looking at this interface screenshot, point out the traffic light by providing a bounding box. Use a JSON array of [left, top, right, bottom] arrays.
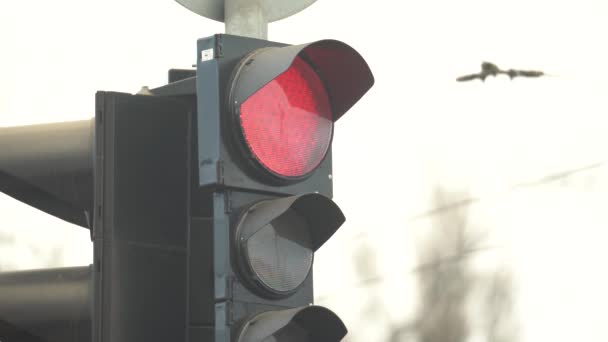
[[184, 34, 373, 341], [0, 33, 373, 342]]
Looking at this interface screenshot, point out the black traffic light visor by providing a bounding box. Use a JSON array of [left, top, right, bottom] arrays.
[[237, 305, 347, 342], [237, 193, 346, 252], [230, 39, 375, 121], [0, 120, 94, 228]]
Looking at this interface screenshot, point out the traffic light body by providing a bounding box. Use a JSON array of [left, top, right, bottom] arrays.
[[0, 34, 374, 342], [187, 34, 372, 341]]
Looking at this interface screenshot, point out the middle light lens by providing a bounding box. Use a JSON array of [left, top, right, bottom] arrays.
[[243, 209, 313, 294]]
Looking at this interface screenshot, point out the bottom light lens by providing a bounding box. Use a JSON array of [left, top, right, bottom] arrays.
[[237, 305, 348, 342]]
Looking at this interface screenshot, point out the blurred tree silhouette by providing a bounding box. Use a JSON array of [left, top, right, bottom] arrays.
[[349, 186, 519, 342], [388, 187, 478, 342], [483, 269, 519, 342]]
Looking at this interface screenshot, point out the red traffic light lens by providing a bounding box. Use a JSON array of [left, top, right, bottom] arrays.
[[239, 56, 333, 178]]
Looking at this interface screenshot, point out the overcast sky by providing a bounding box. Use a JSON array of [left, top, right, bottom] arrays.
[[2, 1, 608, 341]]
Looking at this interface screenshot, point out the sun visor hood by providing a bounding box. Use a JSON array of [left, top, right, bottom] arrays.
[[238, 193, 345, 251], [237, 305, 347, 342], [231, 39, 375, 121], [0, 120, 94, 228]]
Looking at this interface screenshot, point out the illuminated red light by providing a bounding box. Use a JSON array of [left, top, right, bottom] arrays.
[[239, 56, 333, 178]]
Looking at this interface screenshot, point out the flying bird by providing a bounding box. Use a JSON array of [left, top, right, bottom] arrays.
[[457, 62, 545, 82]]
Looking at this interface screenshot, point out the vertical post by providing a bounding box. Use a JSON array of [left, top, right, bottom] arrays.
[[224, 0, 268, 39]]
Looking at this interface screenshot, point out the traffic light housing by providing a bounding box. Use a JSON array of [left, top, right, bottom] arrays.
[[0, 33, 374, 342], [192, 34, 373, 196], [185, 34, 373, 341]]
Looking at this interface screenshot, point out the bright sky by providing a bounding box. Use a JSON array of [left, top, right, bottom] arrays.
[[2, 0, 608, 341]]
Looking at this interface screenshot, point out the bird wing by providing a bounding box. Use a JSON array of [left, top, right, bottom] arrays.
[[456, 73, 482, 82], [517, 70, 544, 78]]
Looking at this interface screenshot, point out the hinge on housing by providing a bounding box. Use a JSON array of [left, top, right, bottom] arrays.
[[227, 300, 235, 324], [218, 300, 235, 326], [224, 276, 235, 309], [217, 160, 225, 184], [224, 190, 232, 214]]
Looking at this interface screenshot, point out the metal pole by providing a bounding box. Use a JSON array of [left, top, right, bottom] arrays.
[[0, 266, 91, 342], [225, 0, 268, 39]]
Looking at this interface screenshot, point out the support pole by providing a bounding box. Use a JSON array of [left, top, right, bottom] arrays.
[[225, 0, 268, 39]]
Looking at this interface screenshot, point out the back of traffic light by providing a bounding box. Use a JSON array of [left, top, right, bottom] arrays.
[[0, 34, 373, 342]]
